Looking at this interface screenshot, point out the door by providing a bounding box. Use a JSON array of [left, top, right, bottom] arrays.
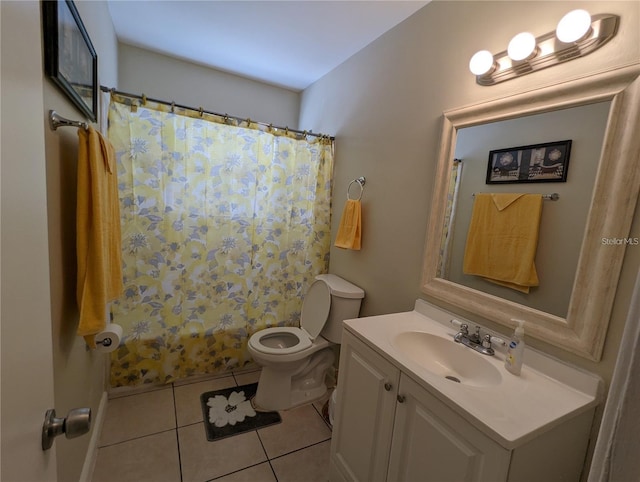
[[330, 331, 400, 482], [387, 375, 510, 482], [1, 1, 58, 480]]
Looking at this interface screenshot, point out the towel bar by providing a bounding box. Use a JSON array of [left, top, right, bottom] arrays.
[[473, 192, 559, 201], [49, 110, 89, 131]]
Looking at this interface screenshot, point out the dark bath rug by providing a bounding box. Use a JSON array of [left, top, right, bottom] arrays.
[[200, 382, 281, 441]]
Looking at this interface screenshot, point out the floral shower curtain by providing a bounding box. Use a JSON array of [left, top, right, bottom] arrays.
[[107, 96, 334, 387], [437, 159, 463, 278]]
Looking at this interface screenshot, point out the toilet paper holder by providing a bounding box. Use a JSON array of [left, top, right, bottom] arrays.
[[97, 336, 114, 348], [93, 323, 123, 352]]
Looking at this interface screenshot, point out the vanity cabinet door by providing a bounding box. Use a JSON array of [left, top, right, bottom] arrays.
[[387, 375, 510, 482], [330, 331, 400, 482]]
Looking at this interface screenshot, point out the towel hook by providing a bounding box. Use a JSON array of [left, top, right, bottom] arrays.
[[347, 176, 366, 201]]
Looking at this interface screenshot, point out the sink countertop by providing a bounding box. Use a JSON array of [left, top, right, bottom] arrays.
[[342, 300, 603, 450]]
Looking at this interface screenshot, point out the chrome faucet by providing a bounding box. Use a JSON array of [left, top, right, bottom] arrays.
[[452, 321, 502, 356]]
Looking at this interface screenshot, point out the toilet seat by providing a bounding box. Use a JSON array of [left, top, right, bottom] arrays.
[[248, 327, 312, 355], [249, 279, 331, 356]]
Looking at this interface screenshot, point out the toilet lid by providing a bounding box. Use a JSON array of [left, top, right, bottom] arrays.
[[300, 279, 331, 340]]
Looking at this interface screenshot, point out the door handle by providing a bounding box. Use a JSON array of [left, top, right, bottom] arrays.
[[42, 407, 91, 451]]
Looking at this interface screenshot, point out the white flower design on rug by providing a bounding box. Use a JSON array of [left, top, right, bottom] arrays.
[[200, 383, 281, 441], [207, 390, 256, 427]]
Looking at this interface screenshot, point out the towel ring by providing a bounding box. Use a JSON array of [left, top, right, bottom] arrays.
[[347, 176, 366, 201]]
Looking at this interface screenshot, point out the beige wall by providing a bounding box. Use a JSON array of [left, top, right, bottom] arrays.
[[118, 43, 301, 128], [42, 1, 119, 481], [300, 0, 640, 385]]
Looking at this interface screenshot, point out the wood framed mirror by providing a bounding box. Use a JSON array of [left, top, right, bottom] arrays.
[[422, 66, 640, 361]]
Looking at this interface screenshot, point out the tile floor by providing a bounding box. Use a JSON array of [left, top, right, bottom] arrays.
[[92, 370, 333, 482]]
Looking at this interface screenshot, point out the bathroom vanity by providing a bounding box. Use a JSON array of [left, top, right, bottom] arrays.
[[329, 300, 602, 482]]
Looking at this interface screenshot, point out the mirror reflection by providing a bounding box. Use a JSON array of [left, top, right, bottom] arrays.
[[437, 101, 611, 318]]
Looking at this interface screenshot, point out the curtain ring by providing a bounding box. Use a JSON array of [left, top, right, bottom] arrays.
[[171, 102, 175, 113], [246, 118, 252, 127], [141, 94, 147, 105], [199, 107, 204, 117], [347, 177, 366, 201]]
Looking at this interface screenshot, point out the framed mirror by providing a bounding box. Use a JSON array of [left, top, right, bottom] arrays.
[[422, 66, 640, 361]]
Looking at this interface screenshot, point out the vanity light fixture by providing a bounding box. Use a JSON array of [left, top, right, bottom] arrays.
[[470, 10, 619, 86], [469, 50, 496, 76], [507, 32, 537, 61], [556, 9, 592, 43]]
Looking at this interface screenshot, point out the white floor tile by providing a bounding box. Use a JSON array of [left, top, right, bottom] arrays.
[[213, 462, 277, 482], [234, 369, 262, 386], [178, 423, 267, 482], [93, 431, 181, 482], [257, 403, 332, 459], [270, 440, 332, 482], [100, 388, 176, 446]]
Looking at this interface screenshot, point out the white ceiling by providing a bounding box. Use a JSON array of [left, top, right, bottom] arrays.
[[107, 1, 429, 91]]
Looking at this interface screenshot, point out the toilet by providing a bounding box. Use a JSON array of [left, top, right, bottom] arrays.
[[248, 274, 364, 411]]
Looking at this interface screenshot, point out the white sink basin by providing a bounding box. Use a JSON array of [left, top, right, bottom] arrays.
[[392, 331, 502, 387]]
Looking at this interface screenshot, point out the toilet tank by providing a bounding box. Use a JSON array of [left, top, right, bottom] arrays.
[[316, 274, 365, 344]]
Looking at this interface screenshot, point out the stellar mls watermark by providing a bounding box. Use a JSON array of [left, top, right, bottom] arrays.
[[601, 237, 640, 246]]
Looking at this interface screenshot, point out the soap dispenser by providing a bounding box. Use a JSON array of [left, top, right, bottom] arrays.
[[505, 319, 525, 376]]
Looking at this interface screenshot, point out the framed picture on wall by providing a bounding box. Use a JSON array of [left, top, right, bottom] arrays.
[[486, 140, 572, 184], [42, 0, 97, 122]]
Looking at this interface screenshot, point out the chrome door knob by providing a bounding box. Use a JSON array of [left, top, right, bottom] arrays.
[[42, 407, 91, 451]]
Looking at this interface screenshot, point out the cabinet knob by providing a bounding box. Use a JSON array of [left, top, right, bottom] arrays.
[[397, 394, 406, 403], [384, 382, 392, 391]]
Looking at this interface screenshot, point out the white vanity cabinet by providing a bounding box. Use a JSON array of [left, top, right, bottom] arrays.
[[330, 324, 597, 482], [386, 374, 509, 482], [330, 331, 508, 482], [329, 331, 399, 482]]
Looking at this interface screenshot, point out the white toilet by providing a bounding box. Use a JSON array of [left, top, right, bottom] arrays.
[[248, 274, 364, 411]]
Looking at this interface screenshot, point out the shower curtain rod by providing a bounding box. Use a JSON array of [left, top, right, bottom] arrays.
[[100, 86, 334, 140]]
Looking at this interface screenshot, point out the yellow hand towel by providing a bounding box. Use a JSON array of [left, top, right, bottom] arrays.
[[77, 127, 123, 347], [463, 193, 543, 293], [334, 199, 362, 250]]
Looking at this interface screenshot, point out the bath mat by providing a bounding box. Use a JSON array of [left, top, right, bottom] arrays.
[[200, 383, 281, 441]]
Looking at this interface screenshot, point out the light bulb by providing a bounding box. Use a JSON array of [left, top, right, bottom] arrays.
[[556, 9, 592, 43], [507, 32, 537, 61], [469, 50, 495, 76]]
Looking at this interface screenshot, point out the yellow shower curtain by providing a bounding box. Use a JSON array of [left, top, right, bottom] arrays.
[[107, 97, 333, 387]]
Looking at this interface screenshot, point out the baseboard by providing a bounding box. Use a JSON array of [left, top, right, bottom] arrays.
[[79, 391, 108, 482]]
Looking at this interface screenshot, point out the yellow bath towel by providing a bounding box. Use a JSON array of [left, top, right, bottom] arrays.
[[76, 127, 123, 347], [334, 199, 362, 250], [463, 193, 543, 293]]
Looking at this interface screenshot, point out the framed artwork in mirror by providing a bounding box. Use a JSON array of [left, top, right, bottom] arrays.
[[486, 140, 572, 184], [42, 0, 97, 122]]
